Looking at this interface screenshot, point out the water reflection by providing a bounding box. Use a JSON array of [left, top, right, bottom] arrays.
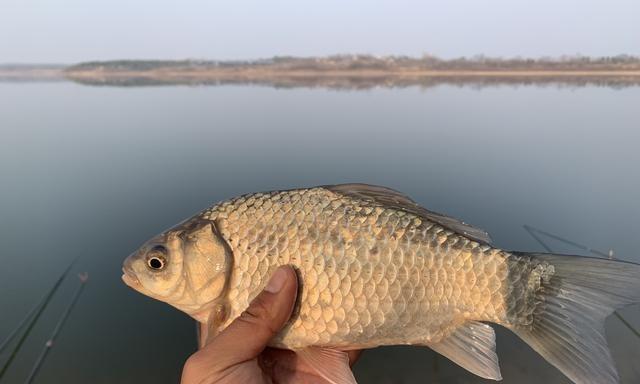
[[65, 74, 640, 89], [0, 81, 638, 383]]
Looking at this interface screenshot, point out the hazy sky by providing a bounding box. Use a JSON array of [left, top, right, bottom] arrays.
[[1, 0, 638, 63]]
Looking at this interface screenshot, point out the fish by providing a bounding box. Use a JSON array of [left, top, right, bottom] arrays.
[[122, 184, 640, 384]]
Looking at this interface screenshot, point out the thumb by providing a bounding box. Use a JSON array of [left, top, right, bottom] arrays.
[[205, 265, 299, 366]]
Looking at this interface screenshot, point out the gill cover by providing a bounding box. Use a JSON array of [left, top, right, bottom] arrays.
[[181, 220, 232, 307]]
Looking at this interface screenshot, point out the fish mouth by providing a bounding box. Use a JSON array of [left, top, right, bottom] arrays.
[[122, 271, 139, 288], [121, 264, 142, 290]]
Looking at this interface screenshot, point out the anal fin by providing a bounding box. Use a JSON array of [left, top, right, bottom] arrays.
[[197, 302, 230, 349], [429, 321, 502, 381], [296, 347, 357, 384]]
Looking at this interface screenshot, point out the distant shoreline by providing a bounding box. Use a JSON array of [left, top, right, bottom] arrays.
[[5, 68, 640, 80], [3, 55, 640, 87], [0, 67, 65, 81], [62, 68, 640, 89], [64, 68, 640, 78]]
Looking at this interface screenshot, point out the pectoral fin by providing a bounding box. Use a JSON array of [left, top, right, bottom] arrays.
[[429, 321, 502, 380], [296, 347, 357, 384], [197, 321, 208, 349], [197, 302, 230, 349]]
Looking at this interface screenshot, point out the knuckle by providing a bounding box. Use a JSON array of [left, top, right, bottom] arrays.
[[181, 355, 204, 381], [247, 294, 272, 318], [183, 352, 207, 374], [181, 353, 222, 384], [184, 352, 204, 367], [239, 295, 278, 336]]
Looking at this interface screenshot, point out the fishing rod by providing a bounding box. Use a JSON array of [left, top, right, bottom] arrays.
[[0, 295, 45, 355], [0, 257, 79, 381], [24, 273, 88, 384], [522, 225, 640, 339], [523, 224, 611, 258]]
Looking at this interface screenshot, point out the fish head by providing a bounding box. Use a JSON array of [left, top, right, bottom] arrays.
[[122, 218, 230, 320]]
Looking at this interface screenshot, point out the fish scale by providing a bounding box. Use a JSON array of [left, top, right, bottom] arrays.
[[204, 187, 512, 349]]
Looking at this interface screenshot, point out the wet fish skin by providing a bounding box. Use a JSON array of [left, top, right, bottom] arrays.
[[122, 184, 640, 384], [202, 187, 543, 349]]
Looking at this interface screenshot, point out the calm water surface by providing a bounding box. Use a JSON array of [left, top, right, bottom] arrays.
[[0, 82, 639, 383]]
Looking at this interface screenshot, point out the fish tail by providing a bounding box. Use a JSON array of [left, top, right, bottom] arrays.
[[508, 253, 640, 384]]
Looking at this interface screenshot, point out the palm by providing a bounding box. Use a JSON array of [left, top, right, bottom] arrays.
[[214, 348, 362, 384]]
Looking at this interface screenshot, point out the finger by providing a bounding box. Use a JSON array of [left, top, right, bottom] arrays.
[[204, 265, 298, 367]]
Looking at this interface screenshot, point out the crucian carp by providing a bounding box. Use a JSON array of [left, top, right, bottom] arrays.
[[123, 184, 640, 383]]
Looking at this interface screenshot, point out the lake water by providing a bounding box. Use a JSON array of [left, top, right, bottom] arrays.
[[1, 80, 639, 383]]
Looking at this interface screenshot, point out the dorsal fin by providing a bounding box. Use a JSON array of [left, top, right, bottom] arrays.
[[325, 183, 492, 244]]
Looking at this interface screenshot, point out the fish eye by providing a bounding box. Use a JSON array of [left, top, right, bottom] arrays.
[[146, 246, 167, 271]]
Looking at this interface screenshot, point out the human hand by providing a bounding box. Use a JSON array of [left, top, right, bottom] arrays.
[[181, 265, 361, 384]]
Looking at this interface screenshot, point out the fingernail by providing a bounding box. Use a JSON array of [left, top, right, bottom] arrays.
[[265, 267, 288, 293]]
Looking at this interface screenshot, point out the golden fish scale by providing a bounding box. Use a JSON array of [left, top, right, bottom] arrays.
[[203, 187, 539, 349]]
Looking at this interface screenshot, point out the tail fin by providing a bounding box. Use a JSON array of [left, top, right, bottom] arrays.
[[509, 253, 640, 384]]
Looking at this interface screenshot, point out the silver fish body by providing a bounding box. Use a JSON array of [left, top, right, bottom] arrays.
[[123, 184, 640, 384], [204, 186, 543, 349]]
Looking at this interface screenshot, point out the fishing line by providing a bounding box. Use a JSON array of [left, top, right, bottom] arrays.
[[0, 296, 44, 355], [24, 273, 89, 384], [0, 257, 79, 381]]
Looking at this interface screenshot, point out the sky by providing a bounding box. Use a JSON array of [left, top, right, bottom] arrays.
[[1, 0, 638, 63]]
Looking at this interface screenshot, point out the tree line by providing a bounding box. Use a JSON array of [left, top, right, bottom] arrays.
[[67, 54, 640, 72]]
